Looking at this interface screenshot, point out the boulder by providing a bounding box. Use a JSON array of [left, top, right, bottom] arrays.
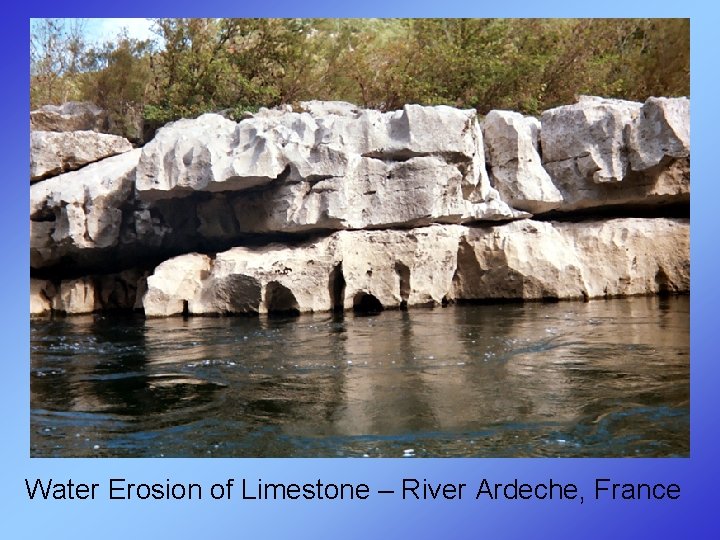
[[30, 130, 133, 182], [135, 114, 243, 196], [143, 254, 213, 317], [30, 149, 141, 269], [483, 110, 563, 213], [193, 239, 337, 315], [541, 96, 641, 184], [30, 101, 107, 133], [540, 96, 689, 211], [627, 96, 690, 171]]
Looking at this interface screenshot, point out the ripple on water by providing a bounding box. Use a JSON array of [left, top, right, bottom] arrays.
[[30, 297, 689, 457]]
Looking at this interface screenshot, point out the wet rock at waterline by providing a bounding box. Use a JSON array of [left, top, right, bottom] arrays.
[[139, 219, 688, 317], [31, 269, 149, 316], [29, 98, 689, 316], [452, 218, 689, 301]]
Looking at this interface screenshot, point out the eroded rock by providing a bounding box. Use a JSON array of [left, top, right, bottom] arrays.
[[142, 218, 689, 316], [542, 96, 641, 184], [31, 102, 107, 133], [452, 218, 689, 301], [627, 97, 690, 171], [52, 278, 97, 314], [31, 130, 133, 182], [31, 270, 149, 316], [31, 279, 55, 316], [483, 110, 563, 213], [228, 155, 523, 234], [29, 99, 690, 310], [30, 149, 141, 269], [539, 96, 689, 211], [144, 254, 213, 317], [134, 105, 505, 228]]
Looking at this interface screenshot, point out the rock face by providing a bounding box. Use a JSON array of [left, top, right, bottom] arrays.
[[29, 97, 689, 317], [541, 96, 641, 185], [627, 97, 690, 171], [30, 102, 107, 133], [31, 130, 133, 181], [134, 105, 522, 232], [31, 269, 149, 316], [142, 218, 689, 316], [537, 96, 689, 212], [452, 218, 689, 301], [51, 278, 97, 314], [30, 149, 142, 269], [483, 110, 563, 213], [30, 279, 54, 316]]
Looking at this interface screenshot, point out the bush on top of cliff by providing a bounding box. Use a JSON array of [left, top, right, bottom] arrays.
[[31, 18, 689, 138]]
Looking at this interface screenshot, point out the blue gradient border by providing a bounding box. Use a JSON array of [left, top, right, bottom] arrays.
[[4, 3, 716, 538]]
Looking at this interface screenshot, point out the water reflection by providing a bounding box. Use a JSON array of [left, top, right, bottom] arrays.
[[31, 296, 689, 457]]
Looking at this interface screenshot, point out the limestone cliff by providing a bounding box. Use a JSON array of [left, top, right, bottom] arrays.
[[29, 97, 689, 316]]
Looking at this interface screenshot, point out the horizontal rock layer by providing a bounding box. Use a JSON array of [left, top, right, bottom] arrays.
[[31, 269, 148, 316], [30, 96, 689, 276], [135, 218, 688, 317], [33, 218, 688, 316]]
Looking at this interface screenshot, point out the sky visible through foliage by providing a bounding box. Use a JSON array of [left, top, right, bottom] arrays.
[[30, 18, 689, 139]]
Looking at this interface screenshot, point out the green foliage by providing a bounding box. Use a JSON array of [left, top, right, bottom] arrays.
[[81, 35, 153, 140], [30, 18, 88, 107], [31, 18, 690, 136]]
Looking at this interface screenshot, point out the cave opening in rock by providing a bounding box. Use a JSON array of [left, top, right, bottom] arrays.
[[655, 267, 673, 297], [329, 263, 346, 313], [394, 261, 410, 310], [265, 281, 300, 316], [182, 300, 189, 318], [352, 292, 383, 314]]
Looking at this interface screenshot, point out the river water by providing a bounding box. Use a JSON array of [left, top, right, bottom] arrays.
[[30, 296, 689, 457]]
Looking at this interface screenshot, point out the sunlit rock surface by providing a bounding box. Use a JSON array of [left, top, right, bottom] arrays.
[[483, 110, 563, 213], [141, 218, 688, 316], [29, 99, 689, 316], [31, 130, 133, 182], [30, 101, 107, 133], [538, 96, 689, 212]]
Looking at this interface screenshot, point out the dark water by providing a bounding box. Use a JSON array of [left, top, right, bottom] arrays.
[[31, 296, 689, 458]]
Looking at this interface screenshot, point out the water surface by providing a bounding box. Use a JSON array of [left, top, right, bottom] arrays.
[[31, 296, 689, 457]]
